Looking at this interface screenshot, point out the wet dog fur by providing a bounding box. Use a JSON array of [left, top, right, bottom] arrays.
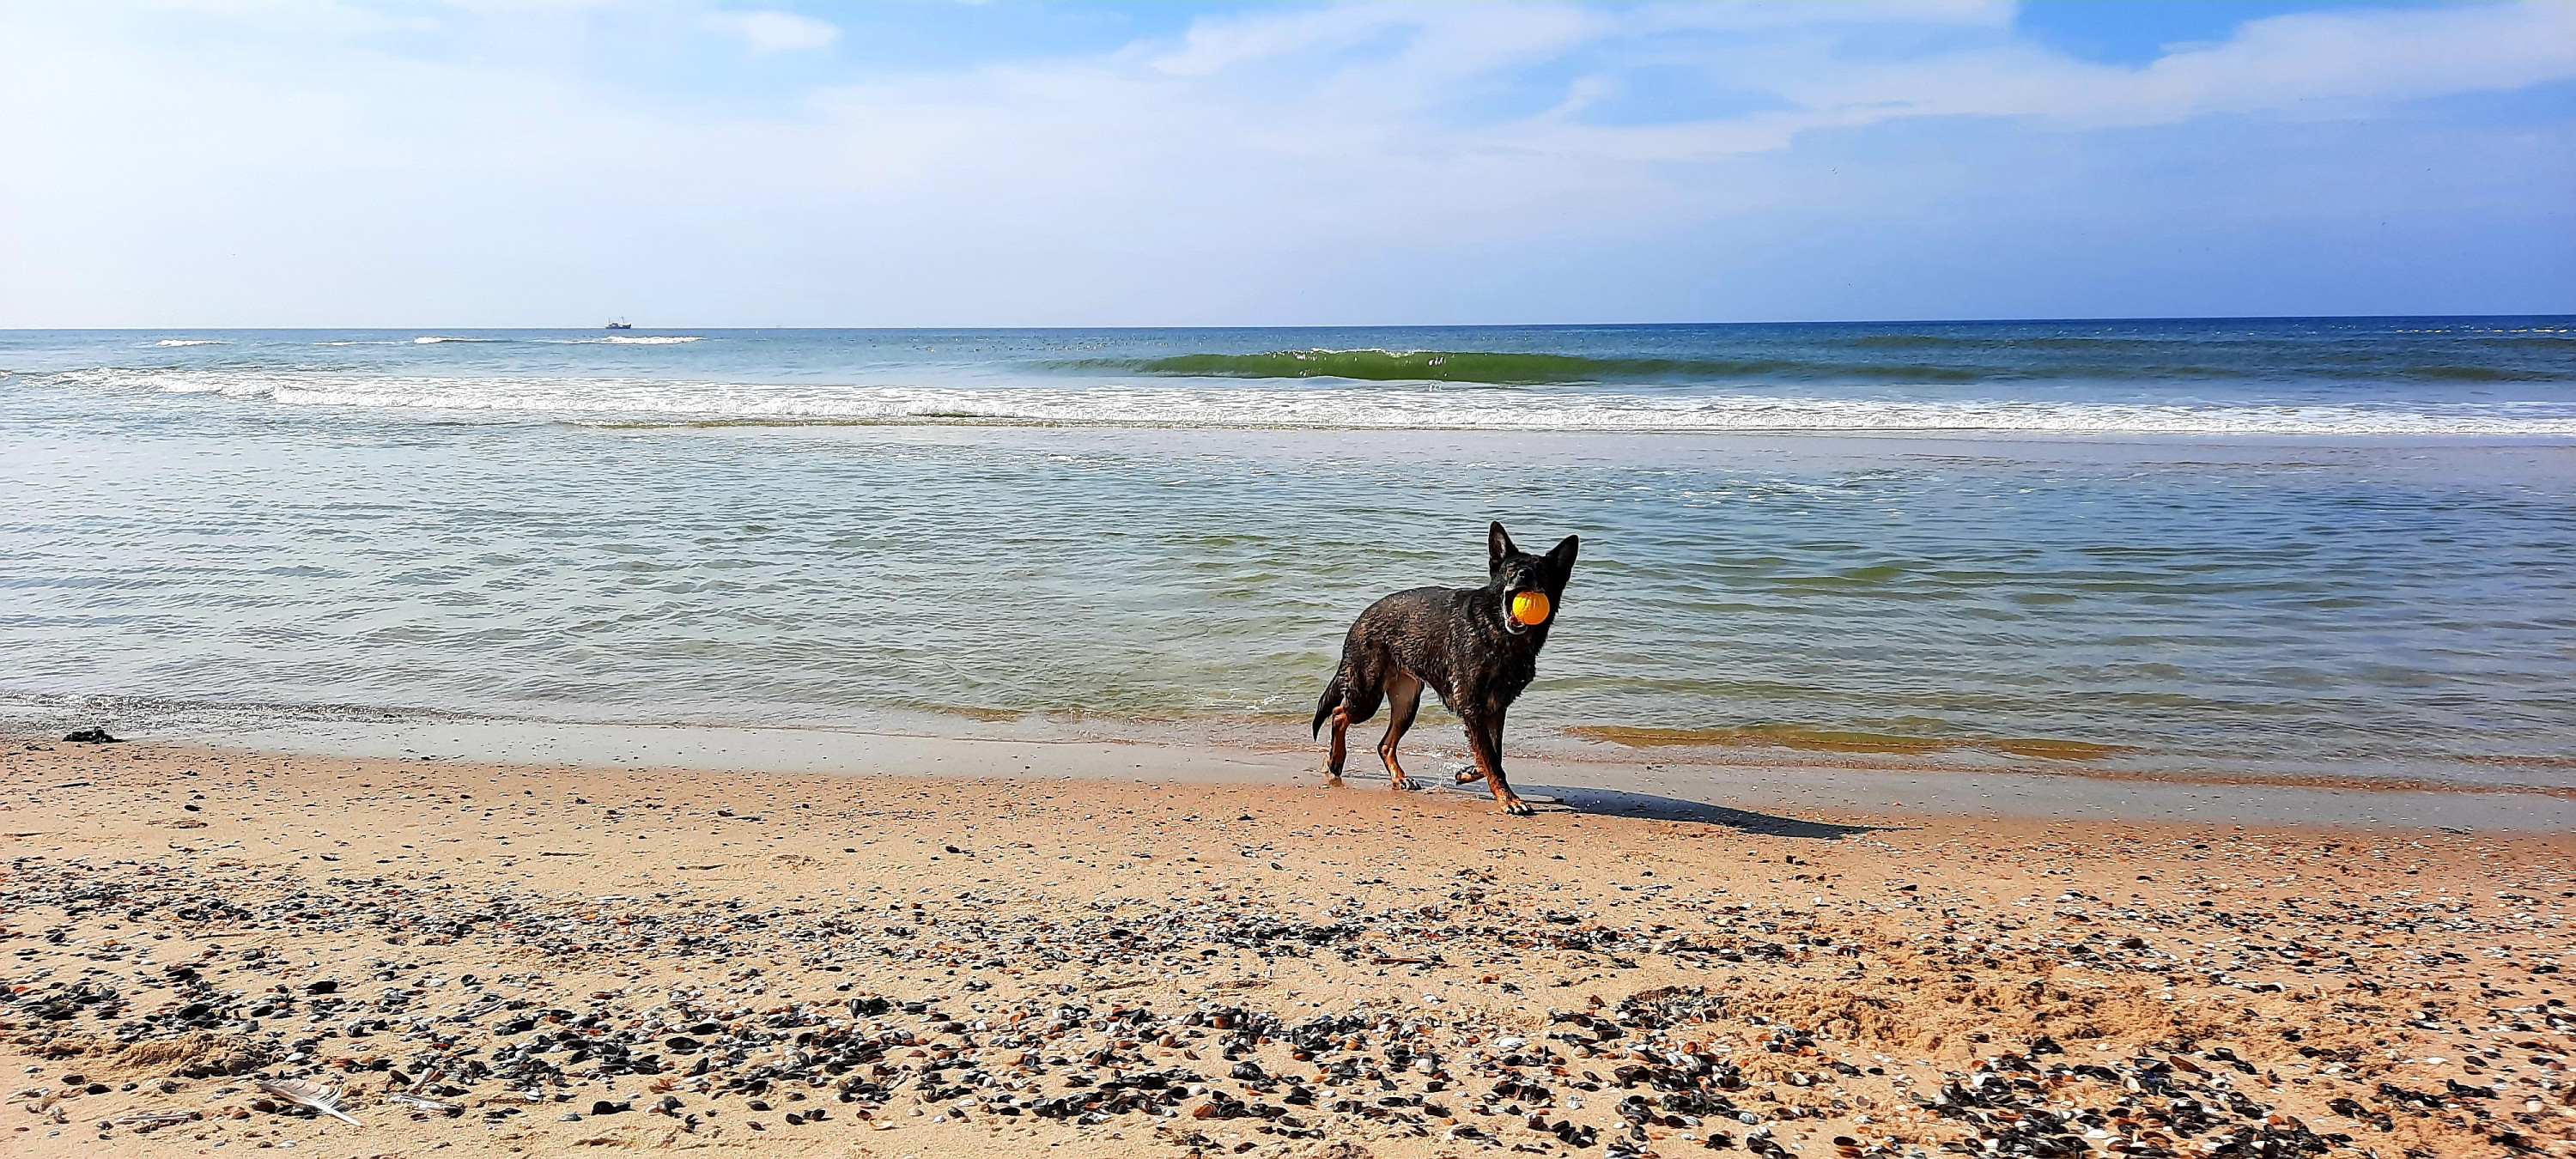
[[1310, 522, 1579, 816]]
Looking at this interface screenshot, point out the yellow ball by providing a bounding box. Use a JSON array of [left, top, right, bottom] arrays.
[[1510, 590, 1551, 626]]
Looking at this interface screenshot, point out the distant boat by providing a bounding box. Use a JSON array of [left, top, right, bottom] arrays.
[[605, 319, 633, 330]]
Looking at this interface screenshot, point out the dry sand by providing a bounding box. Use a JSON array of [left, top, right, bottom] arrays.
[[4, 730, 2572, 1158]]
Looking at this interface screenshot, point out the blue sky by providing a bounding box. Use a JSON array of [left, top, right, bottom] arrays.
[[2, 1, 2568, 326]]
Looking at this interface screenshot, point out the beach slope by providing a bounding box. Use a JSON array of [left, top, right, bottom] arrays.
[[3, 734, 2570, 1157]]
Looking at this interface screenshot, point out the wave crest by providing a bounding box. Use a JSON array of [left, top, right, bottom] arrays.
[[1059, 346, 2570, 386], [1060, 349, 1845, 385], [41, 367, 2576, 436]]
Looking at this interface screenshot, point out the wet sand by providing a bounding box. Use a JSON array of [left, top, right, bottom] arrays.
[[4, 729, 2573, 1158]]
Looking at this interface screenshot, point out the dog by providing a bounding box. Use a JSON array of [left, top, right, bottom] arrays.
[[1310, 521, 1579, 816]]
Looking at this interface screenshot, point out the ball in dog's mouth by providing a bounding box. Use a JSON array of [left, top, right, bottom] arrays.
[[1509, 591, 1551, 626]]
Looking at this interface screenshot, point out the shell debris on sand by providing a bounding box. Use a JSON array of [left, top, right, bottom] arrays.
[[0, 733, 2571, 1157]]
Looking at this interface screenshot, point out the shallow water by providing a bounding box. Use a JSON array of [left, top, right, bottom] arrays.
[[3, 320, 2572, 783]]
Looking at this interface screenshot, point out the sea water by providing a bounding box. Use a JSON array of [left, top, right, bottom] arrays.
[[3, 319, 2571, 784]]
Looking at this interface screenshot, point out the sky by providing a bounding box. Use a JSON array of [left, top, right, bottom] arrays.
[[2, 0, 2570, 327]]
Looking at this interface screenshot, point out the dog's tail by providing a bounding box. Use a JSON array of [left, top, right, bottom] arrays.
[[1310, 671, 1346, 739]]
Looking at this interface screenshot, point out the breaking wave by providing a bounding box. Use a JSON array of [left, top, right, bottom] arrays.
[[1057, 347, 2574, 386], [1059, 349, 1996, 384], [42, 367, 2576, 436], [1058, 349, 1842, 385], [151, 339, 228, 347]]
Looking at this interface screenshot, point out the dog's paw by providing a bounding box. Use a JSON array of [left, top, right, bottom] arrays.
[[1453, 765, 1485, 785], [1501, 798, 1534, 816], [1323, 774, 1346, 787]]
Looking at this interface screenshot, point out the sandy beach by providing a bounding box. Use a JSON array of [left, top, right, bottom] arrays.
[[5, 729, 2570, 1159]]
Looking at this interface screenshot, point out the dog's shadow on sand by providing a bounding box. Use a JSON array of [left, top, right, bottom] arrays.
[[1518, 785, 1886, 840]]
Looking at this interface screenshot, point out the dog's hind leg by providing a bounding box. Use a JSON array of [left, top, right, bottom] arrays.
[[1324, 659, 1387, 787], [1461, 710, 1532, 816], [1376, 671, 1424, 791], [1324, 704, 1351, 786]]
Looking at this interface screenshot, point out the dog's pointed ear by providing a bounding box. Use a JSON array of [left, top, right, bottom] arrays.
[[1545, 534, 1579, 586], [1488, 521, 1516, 574]]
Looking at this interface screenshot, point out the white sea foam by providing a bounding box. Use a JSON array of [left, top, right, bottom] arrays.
[[48, 367, 2576, 437], [151, 339, 228, 347], [589, 335, 703, 344], [411, 336, 499, 344]]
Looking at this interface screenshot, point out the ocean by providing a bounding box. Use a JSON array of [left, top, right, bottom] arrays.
[[3, 319, 2572, 786]]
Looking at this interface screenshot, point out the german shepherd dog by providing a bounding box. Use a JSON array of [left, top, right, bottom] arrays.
[[1310, 522, 1579, 816]]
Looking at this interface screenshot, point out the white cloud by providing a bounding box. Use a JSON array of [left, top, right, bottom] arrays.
[[0, 0, 2566, 325], [706, 9, 838, 53], [776, 0, 2576, 197], [787, 1, 2576, 218], [1725, 1, 2576, 135]]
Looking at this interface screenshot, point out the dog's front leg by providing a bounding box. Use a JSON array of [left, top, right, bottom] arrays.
[[1461, 711, 1531, 816], [1453, 695, 1489, 786]]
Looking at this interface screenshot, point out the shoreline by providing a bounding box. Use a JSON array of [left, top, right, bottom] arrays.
[[3, 729, 2570, 1159], [6, 702, 2573, 833]]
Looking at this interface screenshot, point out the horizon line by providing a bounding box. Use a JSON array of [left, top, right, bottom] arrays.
[[9, 312, 2575, 333]]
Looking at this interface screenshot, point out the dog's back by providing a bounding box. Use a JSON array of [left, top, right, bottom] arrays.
[[1309, 586, 1535, 734]]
